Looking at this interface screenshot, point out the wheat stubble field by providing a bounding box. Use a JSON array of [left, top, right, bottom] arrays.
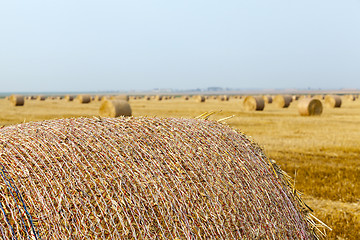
[[0, 95, 359, 239]]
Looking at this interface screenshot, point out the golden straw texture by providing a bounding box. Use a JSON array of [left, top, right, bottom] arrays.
[[324, 95, 341, 108], [99, 100, 132, 117], [297, 98, 323, 116], [273, 95, 292, 108], [0, 117, 324, 239], [243, 96, 265, 111]]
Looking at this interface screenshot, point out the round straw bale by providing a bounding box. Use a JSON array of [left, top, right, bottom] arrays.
[[9, 95, 25, 106], [312, 95, 324, 100], [111, 95, 129, 102], [99, 100, 132, 117], [64, 95, 74, 101], [145, 95, 151, 100], [292, 95, 300, 101], [218, 95, 229, 101], [344, 94, 355, 101], [273, 95, 292, 108], [297, 98, 323, 116], [262, 95, 273, 104], [243, 96, 265, 111], [196, 95, 206, 102], [76, 94, 91, 104], [37, 95, 46, 101], [0, 117, 322, 239], [155, 95, 163, 101], [324, 95, 342, 108], [94, 95, 104, 101]]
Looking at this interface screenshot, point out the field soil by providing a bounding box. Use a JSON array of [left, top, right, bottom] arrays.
[[1, 96, 359, 239]]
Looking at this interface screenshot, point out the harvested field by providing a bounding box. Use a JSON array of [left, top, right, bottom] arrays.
[[0, 96, 359, 239]]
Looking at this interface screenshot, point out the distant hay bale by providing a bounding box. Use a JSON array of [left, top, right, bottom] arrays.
[[64, 95, 74, 101], [94, 95, 104, 101], [99, 100, 132, 117], [145, 95, 151, 100], [155, 95, 163, 101], [0, 117, 324, 239], [325, 95, 342, 108], [273, 95, 292, 108], [344, 95, 355, 101], [313, 95, 324, 100], [9, 95, 25, 106], [292, 95, 300, 101], [110, 95, 129, 102], [243, 96, 265, 111], [76, 94, 91, 104], [297, 98, 323, 116], [196, 95, 206, 102], [219, 95, 229, 101], [182, 95, 189, 100], [37, 95, 46, 101], [262, 95, 273, 104]]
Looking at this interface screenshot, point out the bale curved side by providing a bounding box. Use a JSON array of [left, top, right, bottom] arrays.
[[243, 96, 265, 111], [196, 95, 206, 102], [324, 95, 342, 108], [37, 95, 46, 101], [262, 95, 273, 104], [99, 100, 132, 117], [9, 95, 25, 106], [297, 98, 323, 116], [273, 95, 292, 108], [76, 94, 91, 104], [0, 117, 325, 239]]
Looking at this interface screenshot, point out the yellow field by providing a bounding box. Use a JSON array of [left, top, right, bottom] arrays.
[[1, 96, 359, 239]]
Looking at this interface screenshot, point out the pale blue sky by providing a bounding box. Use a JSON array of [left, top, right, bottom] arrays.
[[0, 0, 359, 92]]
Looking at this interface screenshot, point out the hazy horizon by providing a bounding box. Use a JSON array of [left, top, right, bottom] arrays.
[[1, 0, 359, 92]]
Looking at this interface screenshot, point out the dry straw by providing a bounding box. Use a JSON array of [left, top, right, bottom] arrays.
[[0, 117, 328, 239], [297, 98, 323, 116], [273, 95, 292, 108], [243, 96, 265, 111], [9, 95, 25, 106], [324, 95, 342, 108], [110, 95, 129, 102], [99, 100, 132, 117], [262, 95, 273, 104], [76, 94, 91, 104], [37, 96, 46, 101], [196, 95, 206, 102]]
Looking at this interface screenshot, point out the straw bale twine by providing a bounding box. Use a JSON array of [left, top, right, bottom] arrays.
[[37, 95, 46, 101], [76, 94, 91, 104], [273, 95, 292, 108], [324, 95, 342, 108], [262, 95, 273, 104], [9, 95, 25, 106], [297, 98, 323, 116], [243, 96, 265, 111], [0, 117, 322, 239], [99, 100, 132, 117]]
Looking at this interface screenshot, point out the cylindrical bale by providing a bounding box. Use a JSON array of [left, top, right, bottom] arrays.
[[99, 100, 132, 117], [0, 117, 323, 239], [273, 95, 292, 108], [9, 95, 25, 106], [64, 95, 74, 101], [292, 95, 300, 101], [312, 95, 324, 100], [262, 95, 273, 104], [111, 95, 129, 102], [37, 95, 46, 101], [94, 95, 104, 101], [182, 95, 189, 100], [218, 95, 229, 101], [154, 95, 163, 101], [76, 94, 91, 104], [324, 95, 342, 108], [243, 96, 265, 111], [145, 96, 151, 100], [344, 95, 355, 101], [196, 95, 206, 103], [297, 98, 323, 116]]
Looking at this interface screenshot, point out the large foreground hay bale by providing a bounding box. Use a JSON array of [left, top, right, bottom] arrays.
[[99, 100, 132, 117], [76, 94, 91, 104], [297, 98, 323, 116], [273, 95, 292, 108], [0, 117, 325, 239], [243, 96, 265, 111], [325, 95, 342, 108], [9, 95, 25, 106]]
